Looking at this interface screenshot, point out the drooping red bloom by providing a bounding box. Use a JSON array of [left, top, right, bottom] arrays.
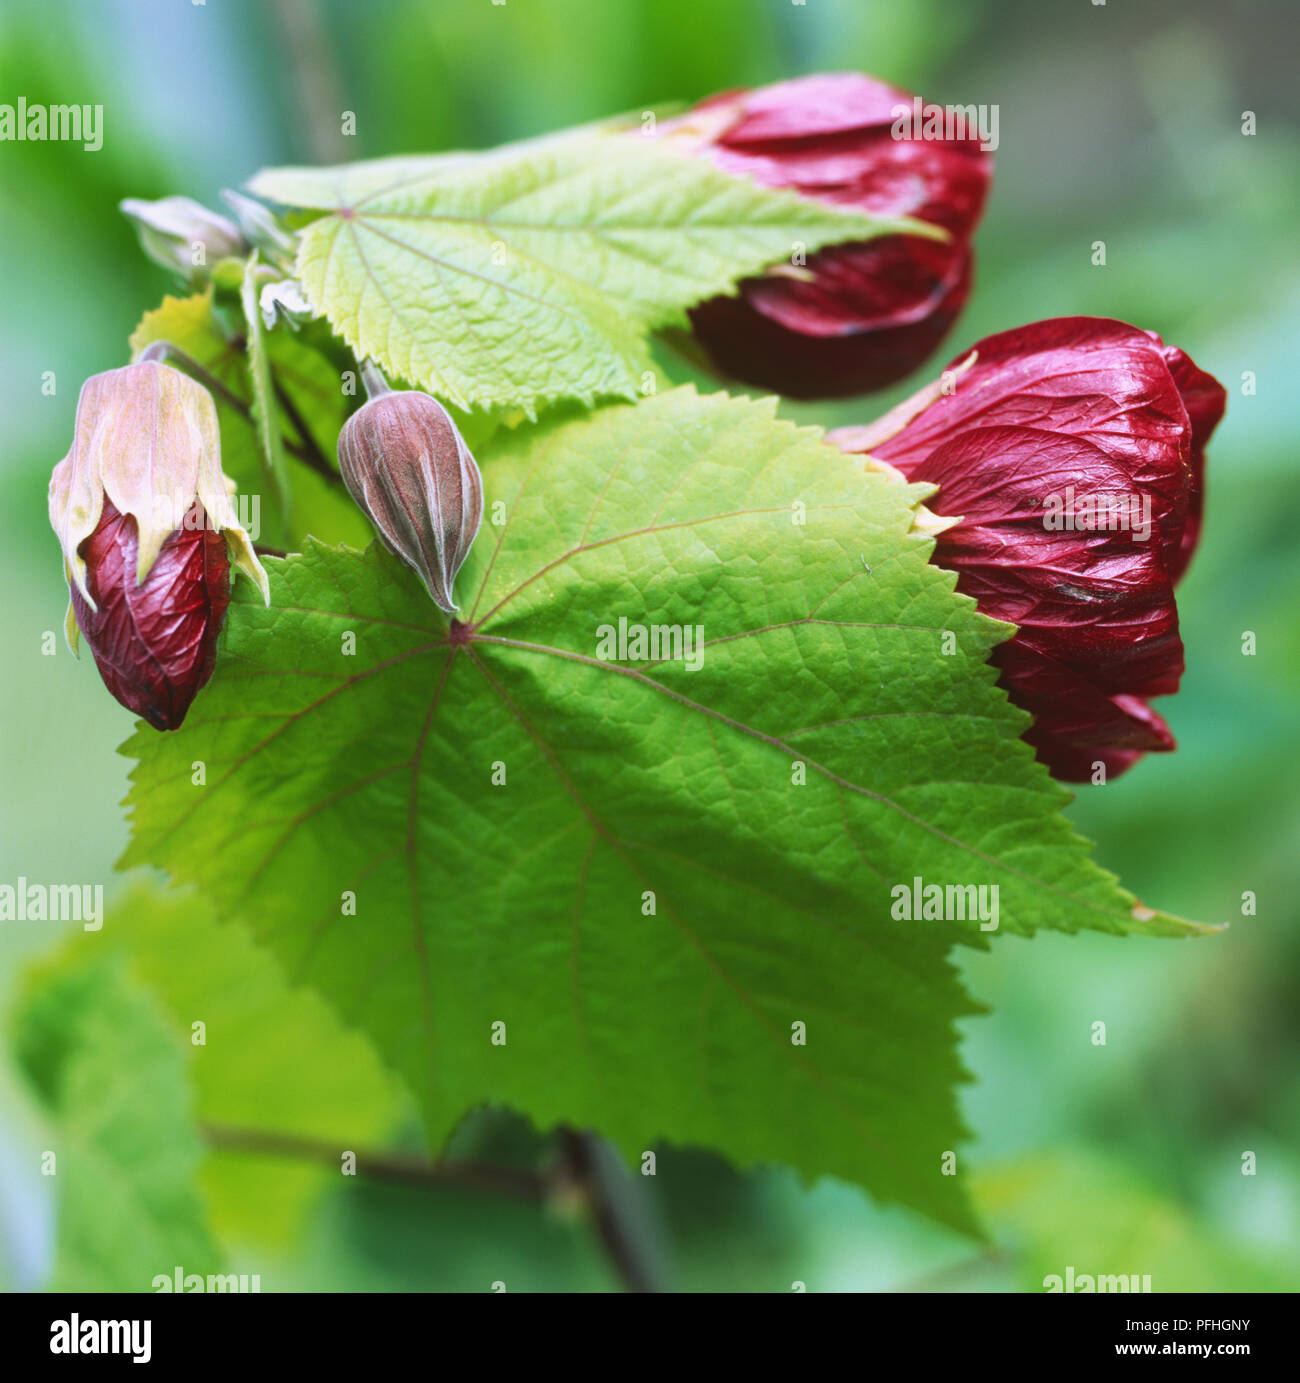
[[829, 317, 1226, 781], [70, 498, 232, 730], [661, 73, 992, 398], [49, 360, 268, 729]]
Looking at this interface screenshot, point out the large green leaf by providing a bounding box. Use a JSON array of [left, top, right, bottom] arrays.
[[11, 958, 221, 1290], [120, 387, 1201, 1234], [248, 134, 940, 415]]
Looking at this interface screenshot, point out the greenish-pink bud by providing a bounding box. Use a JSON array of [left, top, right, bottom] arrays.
[[337, 375, 483, 614], [119, 196, 246, 282]]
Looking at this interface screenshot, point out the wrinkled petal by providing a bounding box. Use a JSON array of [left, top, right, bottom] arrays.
[[689, 243, 971, 399], [834, 316, 1225, 780], [707, 80, 989, 237], [742, 236, 971, 337], [919, 425, 1184, 698], [662, 73, 992, 398], [1155, 341, 1227, 584], [873, 317, 1196, 579], [69, 499, 231, 730]]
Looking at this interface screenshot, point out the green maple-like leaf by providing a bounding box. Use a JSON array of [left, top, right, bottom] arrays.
[[120, 387, 1202, 1234], [247, 134, 941, 415], [11, 958, 221, 1290]]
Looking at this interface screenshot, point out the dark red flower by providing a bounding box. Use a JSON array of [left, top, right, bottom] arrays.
[[660, 73, 992, 398], [69, 498, 232, 730], [829, 317, 1226, 781], [49, 359, 268, 729]]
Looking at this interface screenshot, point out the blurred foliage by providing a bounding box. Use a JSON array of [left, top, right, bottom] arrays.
[[1, 0, 1297, 1290], [81, 883, 408, 1247], [10, 955, 221, 1290]]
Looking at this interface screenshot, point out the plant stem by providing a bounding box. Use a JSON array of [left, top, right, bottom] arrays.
[[138, 340, 252, 419], [272, 377, 340, 483], [200, 1120, 667, 1291], [360, 358, 393, 399], [201, 1122, 547, 1200], [555, 1127, 665, 1293], [139, 338, 342, 484]]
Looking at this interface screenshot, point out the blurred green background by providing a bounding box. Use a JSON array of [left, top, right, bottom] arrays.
[[1, 0, 1296, 1291]]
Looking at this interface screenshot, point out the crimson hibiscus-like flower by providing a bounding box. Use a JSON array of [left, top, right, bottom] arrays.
[[69, 498, 233, 730], [49, 359, 268, 729], [829, 317, 1226, 781], [660, 72, 992, 398]]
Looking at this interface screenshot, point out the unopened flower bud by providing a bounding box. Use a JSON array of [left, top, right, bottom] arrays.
[[337, 371, 483, 614], [119, 195, 247, 281], [220, 188, 298, 257], [49, 360, 269, 729]]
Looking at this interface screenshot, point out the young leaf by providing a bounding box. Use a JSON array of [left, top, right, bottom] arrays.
[[248, 134, 941, 415], [120, 387, 1204, 1235], [11, 958, 222, 1290]]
